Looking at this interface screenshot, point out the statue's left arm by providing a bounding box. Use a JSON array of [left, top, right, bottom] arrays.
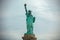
[[33, 17, 35, 23]]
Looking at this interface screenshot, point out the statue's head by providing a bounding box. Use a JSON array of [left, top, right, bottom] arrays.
[[28, 10, 31, 15]]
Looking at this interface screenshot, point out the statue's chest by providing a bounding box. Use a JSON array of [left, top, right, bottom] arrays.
[[27, 16, 33, 19], [26, 16, 33, 22]]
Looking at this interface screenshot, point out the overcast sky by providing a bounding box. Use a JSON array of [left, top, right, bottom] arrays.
[[1, 0, 60, 40]]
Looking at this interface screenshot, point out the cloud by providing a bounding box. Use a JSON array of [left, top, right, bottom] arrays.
[[2, 0, 60, 22], [0, 31, 23, 40], [37, 11, 60, 21], [36, 32, 60, 40], [25, 0, 60, 21]]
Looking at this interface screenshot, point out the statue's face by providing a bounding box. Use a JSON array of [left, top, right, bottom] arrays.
[[28, 10, 31, 15]]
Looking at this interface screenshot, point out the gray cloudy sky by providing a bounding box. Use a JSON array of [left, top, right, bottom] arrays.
[[1, 0, 60, 40]]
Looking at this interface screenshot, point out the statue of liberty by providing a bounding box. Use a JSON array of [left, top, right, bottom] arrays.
[[24, 4, 35, 34]]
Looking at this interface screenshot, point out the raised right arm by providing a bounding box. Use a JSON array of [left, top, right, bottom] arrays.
[[24, 4, 27, 14]]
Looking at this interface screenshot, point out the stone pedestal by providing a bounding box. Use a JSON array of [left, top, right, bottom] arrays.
[[22, 34, 37, 40]]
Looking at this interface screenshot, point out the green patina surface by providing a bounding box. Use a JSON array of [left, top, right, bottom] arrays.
[[24, 4, 35, 34]]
